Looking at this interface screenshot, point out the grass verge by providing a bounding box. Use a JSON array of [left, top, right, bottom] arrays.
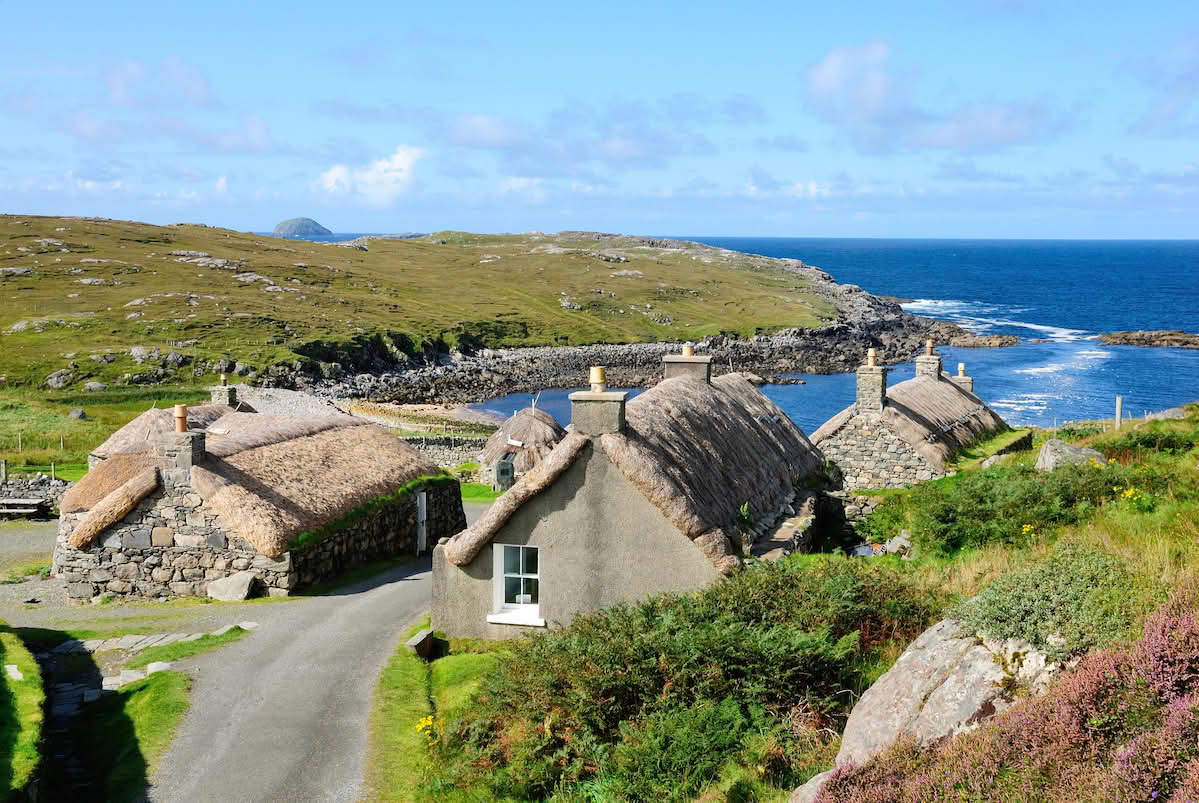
[[460, 482, 501, 504], [74, 670, 190, 803], [124, 627, 248, 669], [363, 617, 510, 802], [0, 624, 43, 794]]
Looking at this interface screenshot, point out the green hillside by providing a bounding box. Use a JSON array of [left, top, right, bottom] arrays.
[[0, 216, 837, 391]]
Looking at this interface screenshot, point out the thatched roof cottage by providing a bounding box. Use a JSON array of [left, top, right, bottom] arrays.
[[55, 405, 465, 600], [479, 406, 565, 488], [433, 351, 827, 639], [810, 343, 1007, 490]]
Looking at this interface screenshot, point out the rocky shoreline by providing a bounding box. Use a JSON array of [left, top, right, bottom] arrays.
[[1098, 330, 1199, 349], [313, 316, 971, 405]]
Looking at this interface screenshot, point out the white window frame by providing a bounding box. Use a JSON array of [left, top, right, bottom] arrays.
[[486, 544, 545, 627]]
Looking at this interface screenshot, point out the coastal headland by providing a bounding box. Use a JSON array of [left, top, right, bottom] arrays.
[[0, 215, 971, 405]]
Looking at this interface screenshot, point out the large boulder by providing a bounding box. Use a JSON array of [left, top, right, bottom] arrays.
[[792, 618, 1058, 802], [1035, 438, 1104, 472], [206, 570, 259, 601]]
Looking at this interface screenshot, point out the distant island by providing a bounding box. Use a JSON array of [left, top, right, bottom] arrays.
[[273, 217, 332, 237]]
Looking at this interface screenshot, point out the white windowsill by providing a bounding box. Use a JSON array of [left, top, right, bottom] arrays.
[[486, 608, 545, 627]]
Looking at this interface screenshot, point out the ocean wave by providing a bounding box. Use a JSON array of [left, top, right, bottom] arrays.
[[1014, 363, 1067, 375], [900, 298, 1091, 343]]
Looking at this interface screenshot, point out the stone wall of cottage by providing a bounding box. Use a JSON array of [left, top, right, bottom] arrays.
[[52, 479, 466, 600], [291, 481, 466, 585], [820, 414, 942, 490]]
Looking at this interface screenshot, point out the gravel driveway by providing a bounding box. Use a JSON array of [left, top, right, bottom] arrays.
[[147, 558, 433, 803]]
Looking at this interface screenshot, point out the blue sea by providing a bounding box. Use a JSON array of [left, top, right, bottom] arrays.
[[302, 233, 1199, 431]]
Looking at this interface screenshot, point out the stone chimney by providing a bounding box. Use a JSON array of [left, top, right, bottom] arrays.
[[662, 343, 712, 383], [569, 366, 628, 435], [210, 373, 237, 406], [950, 362, 974, 393], [155, 404, 206, 485], [855, 348, 888, 415], [914, 339, 943, 380]]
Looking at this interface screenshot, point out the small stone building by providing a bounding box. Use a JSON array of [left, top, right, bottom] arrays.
[[478, 407, 565, 488], [54, 407, 465, 600], [433, 353, 828, 639], [810, 344, 1007, 490]]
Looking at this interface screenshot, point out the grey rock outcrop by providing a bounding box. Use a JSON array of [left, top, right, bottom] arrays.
[[793, 618, 1057, 802], [207, 570, 259, 601], [45, 369, 74, 389], [1035, 438, 1104, 472], [273, 217, 332, 237]]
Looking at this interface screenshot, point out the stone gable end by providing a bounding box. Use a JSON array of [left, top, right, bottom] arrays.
[[819, 414, 942, 490]]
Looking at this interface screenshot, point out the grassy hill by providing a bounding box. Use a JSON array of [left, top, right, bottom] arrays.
[[0, 215, 839, 391]]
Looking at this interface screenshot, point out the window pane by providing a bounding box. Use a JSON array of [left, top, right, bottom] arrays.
[[503, 545, 520, 575], [523, 578, 539, 604], [523, 546, 538, 576], [504, 576, 522, 605]]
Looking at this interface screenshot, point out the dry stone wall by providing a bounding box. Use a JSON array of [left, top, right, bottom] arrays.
[[0, 475, 69, 507], [291, 481, 466, 586], [53, 478, 466, 600], [820, 413, 941, 490]]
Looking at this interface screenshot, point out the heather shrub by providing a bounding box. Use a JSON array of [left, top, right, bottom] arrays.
[[438, 556, 941, 799], [1135, 608, 1199, 702], [812, 594, 1199, 802], [954, 543, 1142, 659], [1113, 693, 1199, 800], [1101, 429, 1198, 459]]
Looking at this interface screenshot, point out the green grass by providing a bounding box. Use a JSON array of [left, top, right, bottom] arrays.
[[948, 427, 1033, 470], [0, 559, 50, 584], [364, 618, 515, 803], [4, 463, 87, 482], [363, 618, 437, 803], [74, 670, 190, 803], [0, 216, 840, 398], [0, 625, 44, 794], [460, 482, 501, 503], [124, 626, 249, 669]]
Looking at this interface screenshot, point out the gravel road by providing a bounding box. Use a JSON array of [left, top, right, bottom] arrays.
[[148, 559, 433, 803]]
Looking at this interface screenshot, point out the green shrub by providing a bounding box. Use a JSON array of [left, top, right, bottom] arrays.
[[582, 697, 749, 802], [439, 557, 942, 799], [1058, 424, 1104, 441], [953, 543, 1149, 660], [1099, 429, 1198, 459], [896, 463, 1177, 556]]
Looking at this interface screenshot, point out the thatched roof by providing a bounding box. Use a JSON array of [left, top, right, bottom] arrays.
[[89, 404, 237, 460], [479, 407, 565, 473], [62, 452, 160, 513], [811, 375, 1007, 470], [192, 425, 441, 557], [66, 409, 444, 557], [444, 373, 826, 575], [69, 467, 159, 548]]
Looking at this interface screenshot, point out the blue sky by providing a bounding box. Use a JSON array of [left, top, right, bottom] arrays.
[[1, 0, 1197, 237]]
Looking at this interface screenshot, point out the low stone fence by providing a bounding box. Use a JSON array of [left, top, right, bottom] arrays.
[[0, 475, 70, 509], [399, 435, 486, 468], [53, 479, 466, 600], [995, 431, 1034, 456]]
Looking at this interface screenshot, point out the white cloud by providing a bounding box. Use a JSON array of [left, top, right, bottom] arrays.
[[806, 41, 1070, 153], [215, 175, 228, 194], [497, 176, 546, 203], [317, 145, 425, 204]]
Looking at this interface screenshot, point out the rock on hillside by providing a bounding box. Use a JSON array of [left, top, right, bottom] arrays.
[[1035, 438, 1104, 472], [792, 618, 1058, 803], [272, 217, 332, 237]]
